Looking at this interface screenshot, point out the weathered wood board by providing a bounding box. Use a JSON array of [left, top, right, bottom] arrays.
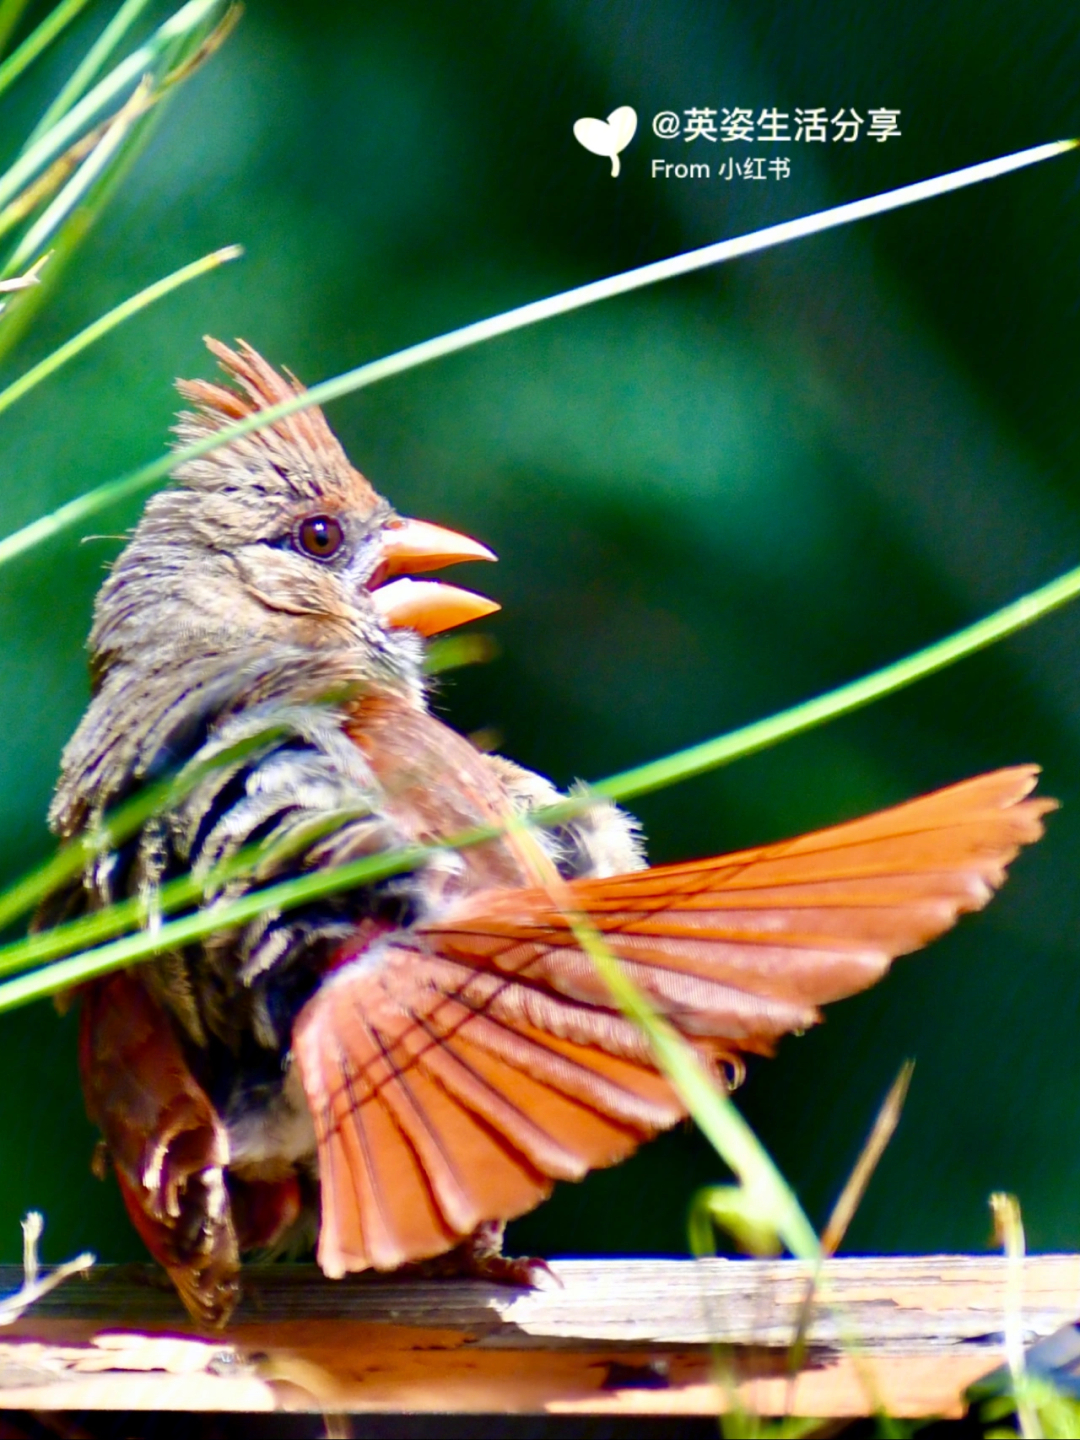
[[0, 1255, 1076, 1417]]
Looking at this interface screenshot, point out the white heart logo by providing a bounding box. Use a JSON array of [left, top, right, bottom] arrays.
[[573, 105, 638, 177]]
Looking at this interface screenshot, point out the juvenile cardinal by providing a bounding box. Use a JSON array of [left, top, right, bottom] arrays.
[[40, 340, 1052, 1326]]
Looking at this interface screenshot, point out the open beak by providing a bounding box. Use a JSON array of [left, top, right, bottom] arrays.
[[367, 516, 499, 636]]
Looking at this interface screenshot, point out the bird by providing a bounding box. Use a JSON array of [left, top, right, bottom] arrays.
[[38, 338, 1054, 1328]]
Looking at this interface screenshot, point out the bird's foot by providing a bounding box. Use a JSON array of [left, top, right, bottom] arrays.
[[452, 1248, 560, 1289], [405, 1221, 560, 1289]]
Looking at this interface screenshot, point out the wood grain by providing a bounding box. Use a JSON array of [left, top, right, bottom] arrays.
[[0, 1255, 1075, 1416]]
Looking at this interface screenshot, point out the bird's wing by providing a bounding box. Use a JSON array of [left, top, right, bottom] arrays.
[[421, 765, 1052, 1031], [293, 766, 1052, 1276]]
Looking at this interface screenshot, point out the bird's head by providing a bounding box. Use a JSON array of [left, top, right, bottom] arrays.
[[89, 338, 498, 688], [50, 339, 500, 836]]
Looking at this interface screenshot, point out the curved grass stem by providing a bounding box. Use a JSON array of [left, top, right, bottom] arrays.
[[26, 0, 158, 145], [0, 139, 1073, 569], [0, 245, 241, 420], [0, 0, 92, 104]]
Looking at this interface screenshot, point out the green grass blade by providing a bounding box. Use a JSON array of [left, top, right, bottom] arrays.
[[0, 4, 231, 363], [4, 76, 148, 274], [0, 139, 1072, 569], [0, 0, 92, 103], [4, 545, 1078, 1001], [27, 0, 158, 144], [0, 720, 289, 934], [0, 245, 241, 420], [421, 633, 497, 675], [0, 827, 447, 986], [1, 840, 266, 974], [591, 560, 1080, 802], [0, 803, 373, 974], [0, 0, 222, 218], [0, 840, 437, 1010], [0, 0, 35, 57], [567, 911, 820, 1261], [3, 892, 172, 974]]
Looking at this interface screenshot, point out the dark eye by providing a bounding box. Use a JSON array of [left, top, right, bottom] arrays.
[[294, 514, 345, 561]]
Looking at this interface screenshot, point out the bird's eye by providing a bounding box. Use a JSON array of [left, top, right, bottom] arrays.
[[294, 514, 345, 561]]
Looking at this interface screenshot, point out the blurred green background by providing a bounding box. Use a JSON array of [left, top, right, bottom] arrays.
[[1, 0, 1079, 1266]]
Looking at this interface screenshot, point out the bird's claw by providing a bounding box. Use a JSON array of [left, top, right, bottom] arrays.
[[402, 1221, 561, 1289]]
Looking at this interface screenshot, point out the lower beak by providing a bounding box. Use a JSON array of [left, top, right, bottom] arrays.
[[368, 516, 499, 636], [372, 578, 500, 636]]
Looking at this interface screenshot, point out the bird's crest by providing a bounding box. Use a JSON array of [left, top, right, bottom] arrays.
[[173, 337, 379, 508]]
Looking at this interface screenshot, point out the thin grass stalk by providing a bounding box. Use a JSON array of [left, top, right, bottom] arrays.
[[0, 719, 289, 934], [0, 0, 223, 218], [10, 0, 235, 229], [782, 1062, 914, 1405], [0, 194, 90, 357], [0, 139, 1073, 569], [0, 0, 92, 103], [0, 244, 241, 419], [819, 1063, 913, 1259], [0, 117, 110, 240], [573, 911, 819, 1261], [0, 5, 231, 361], [589, 561, 1080, 802], [0, 1211, 93, 1325], [0, 807, 368, 974], [4, 74, 150, 274], [27, 0, 158, 144], [494, 810, 821, 1260], [992, 1193, 1043, 1440], [0, 0, 33, 57]]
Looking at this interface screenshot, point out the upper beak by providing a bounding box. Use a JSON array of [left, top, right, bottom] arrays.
[[367, 516, 499, 636]]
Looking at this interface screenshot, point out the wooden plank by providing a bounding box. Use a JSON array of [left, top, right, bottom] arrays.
[[0, 1255, 1075, 1416]]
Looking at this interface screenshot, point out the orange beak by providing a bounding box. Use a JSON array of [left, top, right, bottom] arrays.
[[367, 517, 499, 636]]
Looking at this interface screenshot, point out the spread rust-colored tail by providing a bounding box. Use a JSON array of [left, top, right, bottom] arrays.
[[293, 765, 1054, 1279]]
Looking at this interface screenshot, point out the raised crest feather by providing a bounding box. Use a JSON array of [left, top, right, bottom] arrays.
[[172, 337, 380, 508]]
